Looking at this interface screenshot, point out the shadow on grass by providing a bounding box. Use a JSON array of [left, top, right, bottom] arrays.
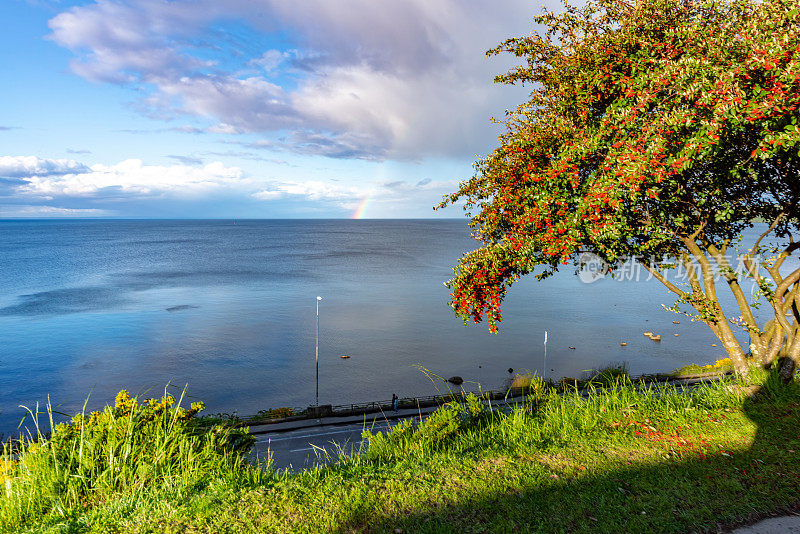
[[339, 390, 800, 533]]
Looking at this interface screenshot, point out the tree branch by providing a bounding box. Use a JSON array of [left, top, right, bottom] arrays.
[[642, 262, 690, 298], [683, 236, 748, 368], [707, 242, 760, 346]]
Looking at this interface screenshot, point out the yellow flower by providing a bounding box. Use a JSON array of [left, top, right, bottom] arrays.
[[115, 390, 130, 408], [0, 458, 17, 485]]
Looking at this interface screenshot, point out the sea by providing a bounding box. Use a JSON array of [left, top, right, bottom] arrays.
[[0, 219, 758, 435]]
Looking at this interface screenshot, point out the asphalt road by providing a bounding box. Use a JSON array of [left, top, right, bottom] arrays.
[[247, 378, 711, 471], [250, 416, 420, 471]]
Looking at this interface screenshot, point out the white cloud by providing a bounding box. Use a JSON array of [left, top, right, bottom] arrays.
[[7, 156, 246, 198], [46, 0, 539, 161], [249, 50, 287, 73], [0, 156, 90, 177], [251, 176, 458, 211], [0, 205, 111, 217], [0, 154, 464, 217], [251, 190, 284, 201], [4, 155, 453, 211], [154, 75, 297, 132], [206, 123, 243, 135], [253, 180, 364, 203]]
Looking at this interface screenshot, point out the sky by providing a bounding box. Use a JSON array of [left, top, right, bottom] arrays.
[[0, 0, 548, 218]]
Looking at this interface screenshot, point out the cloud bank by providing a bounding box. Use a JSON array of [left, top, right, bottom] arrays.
[[0, 156, 90, 178], [47, 0, 537, 161], [3, 156, 245, 198], [0, 155, 456, 217]]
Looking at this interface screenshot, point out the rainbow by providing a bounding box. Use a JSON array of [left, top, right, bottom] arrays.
[[351, 193, 372, 219]]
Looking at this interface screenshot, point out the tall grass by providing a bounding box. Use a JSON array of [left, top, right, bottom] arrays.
[[0, 388, 263, 530], [358, 373, 742, 469], [0, 371, 790, 532]]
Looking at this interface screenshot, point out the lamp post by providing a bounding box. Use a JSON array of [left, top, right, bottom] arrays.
[[543, 331, 548, 381], [316, 296, 322, 407]]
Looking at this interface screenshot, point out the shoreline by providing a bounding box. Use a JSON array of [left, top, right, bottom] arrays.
[[238, 368, 733, 430]]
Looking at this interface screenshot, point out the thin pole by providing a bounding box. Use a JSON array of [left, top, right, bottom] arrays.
[[543, 331, 548, 381], [316, 297, 320, 407]]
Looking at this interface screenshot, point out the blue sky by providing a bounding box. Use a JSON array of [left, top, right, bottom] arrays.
[[0, 0, 544, 218]]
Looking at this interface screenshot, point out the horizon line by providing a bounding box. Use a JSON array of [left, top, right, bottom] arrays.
[[0, 216, 466, 221]]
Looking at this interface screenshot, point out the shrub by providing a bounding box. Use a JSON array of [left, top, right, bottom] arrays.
[[0, 389, 255, 529]]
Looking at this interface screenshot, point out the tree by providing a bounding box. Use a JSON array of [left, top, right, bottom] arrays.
[[437, 0, 800, 379]]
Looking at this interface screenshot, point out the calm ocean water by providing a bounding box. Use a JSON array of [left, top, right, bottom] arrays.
[[0, 219, 751, 434]]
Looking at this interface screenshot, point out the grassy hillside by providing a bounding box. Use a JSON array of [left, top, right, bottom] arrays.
[[2, 372, 799, 533]]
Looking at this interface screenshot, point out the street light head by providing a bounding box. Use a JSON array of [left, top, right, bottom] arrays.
[[317, 296, 323, 301]]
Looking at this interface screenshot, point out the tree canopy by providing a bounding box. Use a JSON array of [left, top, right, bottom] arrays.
[[439, 0, 800, 377]]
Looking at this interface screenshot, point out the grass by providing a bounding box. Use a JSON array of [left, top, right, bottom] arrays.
[[0, 388, 259, 531], [673, 357, 736, 377], [2, 372, 799, 533]]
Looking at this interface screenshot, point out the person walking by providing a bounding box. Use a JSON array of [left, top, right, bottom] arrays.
[[392, 393, 398, 413]]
